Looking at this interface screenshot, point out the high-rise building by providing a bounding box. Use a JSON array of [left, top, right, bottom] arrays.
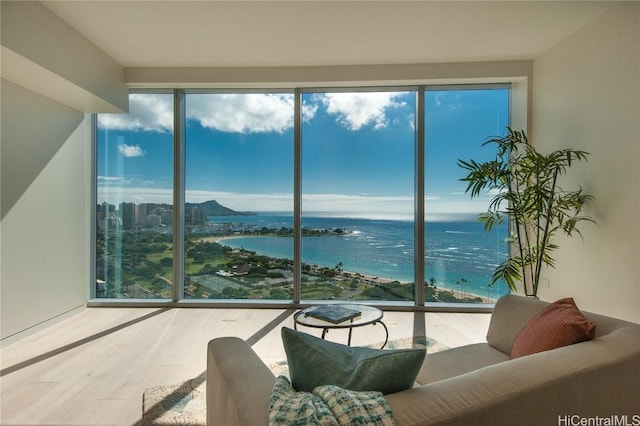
[[135, 204, 147, 227], [119, 202, 136, 229], [147, 213, 161, 228]]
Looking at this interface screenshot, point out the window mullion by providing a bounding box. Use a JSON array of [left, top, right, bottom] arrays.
[[415, 88, 426, 305], [293, 89, 302, 304], [90, 114, 98, 300], [173, 89, 186, 301]]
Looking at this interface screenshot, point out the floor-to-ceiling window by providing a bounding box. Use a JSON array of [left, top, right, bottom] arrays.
[[184, 92, 294, 300], [300, 90, 416, 301], [95, 92, 174, 299], [424, 88, 510, 304], [95, 85, 510, 305]]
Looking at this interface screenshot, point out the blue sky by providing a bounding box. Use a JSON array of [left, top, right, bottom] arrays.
[[97, 89, 509, 220]]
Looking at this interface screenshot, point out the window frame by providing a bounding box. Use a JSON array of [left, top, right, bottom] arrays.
[[90, 83, 514, 310]]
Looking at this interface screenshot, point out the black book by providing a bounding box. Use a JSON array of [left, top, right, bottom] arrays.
[[305, 305, 362, 324]]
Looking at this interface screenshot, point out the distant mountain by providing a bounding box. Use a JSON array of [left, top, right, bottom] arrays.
[[185, 200, 256, 216]]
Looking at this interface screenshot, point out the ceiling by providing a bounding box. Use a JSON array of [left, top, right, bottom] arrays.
[[42, 1, 616, 68]]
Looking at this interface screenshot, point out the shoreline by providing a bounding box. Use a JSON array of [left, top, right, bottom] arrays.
[[198, 235, 498, 303], [201, 235, 244, 244]]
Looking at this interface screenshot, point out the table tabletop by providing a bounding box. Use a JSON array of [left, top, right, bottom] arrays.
[[294, 304, 383, 329]]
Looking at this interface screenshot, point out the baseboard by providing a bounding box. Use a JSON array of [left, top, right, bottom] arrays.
[[0, 304, 86, 348]]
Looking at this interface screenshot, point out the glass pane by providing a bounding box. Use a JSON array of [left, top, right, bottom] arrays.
[[301, 91, 416, 302], [424, 88, 510, 304], [184, 93, 294, 300], [96, 93, 174, 299]]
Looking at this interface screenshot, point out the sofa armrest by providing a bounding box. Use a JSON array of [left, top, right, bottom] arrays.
[[486, 295, 550, 354], [387, 327, 640, 426], [207, 337, 276, 426]]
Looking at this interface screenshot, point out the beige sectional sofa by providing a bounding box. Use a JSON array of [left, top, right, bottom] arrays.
[[207, 295, 640, 425]]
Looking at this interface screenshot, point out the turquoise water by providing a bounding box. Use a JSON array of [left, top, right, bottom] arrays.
[[210, 214, 510, 300]]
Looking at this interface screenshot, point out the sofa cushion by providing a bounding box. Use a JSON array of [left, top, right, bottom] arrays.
[[416, 342, 509, 385], [281, 327, 425, 395], [510, 297, 596, 359]]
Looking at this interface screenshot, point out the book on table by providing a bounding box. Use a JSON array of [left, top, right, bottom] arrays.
[[305, 305, 362, 324]]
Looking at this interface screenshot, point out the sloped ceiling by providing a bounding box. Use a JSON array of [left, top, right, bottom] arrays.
[[43, 1, 615, 68]]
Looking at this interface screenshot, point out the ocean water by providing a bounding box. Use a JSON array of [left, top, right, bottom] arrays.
[[209, 213, 510, 300]]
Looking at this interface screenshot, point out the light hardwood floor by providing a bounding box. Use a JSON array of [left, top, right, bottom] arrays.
[[0, 307, 490, 426]]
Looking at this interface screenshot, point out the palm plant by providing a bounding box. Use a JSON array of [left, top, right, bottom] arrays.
[[458, 128, 596, 297]]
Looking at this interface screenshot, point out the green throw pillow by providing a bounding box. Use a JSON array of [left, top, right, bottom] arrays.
[[281, 327, 425, 395]]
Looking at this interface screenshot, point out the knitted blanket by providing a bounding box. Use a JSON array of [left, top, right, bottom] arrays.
[[268, 376, 395, 426]]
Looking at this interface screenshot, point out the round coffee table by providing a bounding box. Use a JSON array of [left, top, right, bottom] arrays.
[[294, 304, 389, 348]]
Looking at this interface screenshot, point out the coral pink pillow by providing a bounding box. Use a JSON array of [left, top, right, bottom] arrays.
[[510, 297, 596, 359]]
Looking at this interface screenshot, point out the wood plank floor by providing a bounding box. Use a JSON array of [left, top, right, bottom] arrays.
[[0, 307, 490, 426]]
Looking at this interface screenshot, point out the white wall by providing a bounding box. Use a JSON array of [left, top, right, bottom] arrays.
[[532, 3, 640, 322], [0, 1, 127, 344], [0, 80, 90, 343]]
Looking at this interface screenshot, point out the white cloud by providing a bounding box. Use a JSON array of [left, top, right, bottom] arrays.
[[98, 93, 173, 133], [99, 93, 304, 134], [187, 93, 305, 134], [118, 144, 145, 157], [99, 92, 412, 135], [301, 102, 318, 123], [97, 176, 126, 182], [433, 92, 460, 111], [318, 92, 406, 131], [407, 113, 416, 131]]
